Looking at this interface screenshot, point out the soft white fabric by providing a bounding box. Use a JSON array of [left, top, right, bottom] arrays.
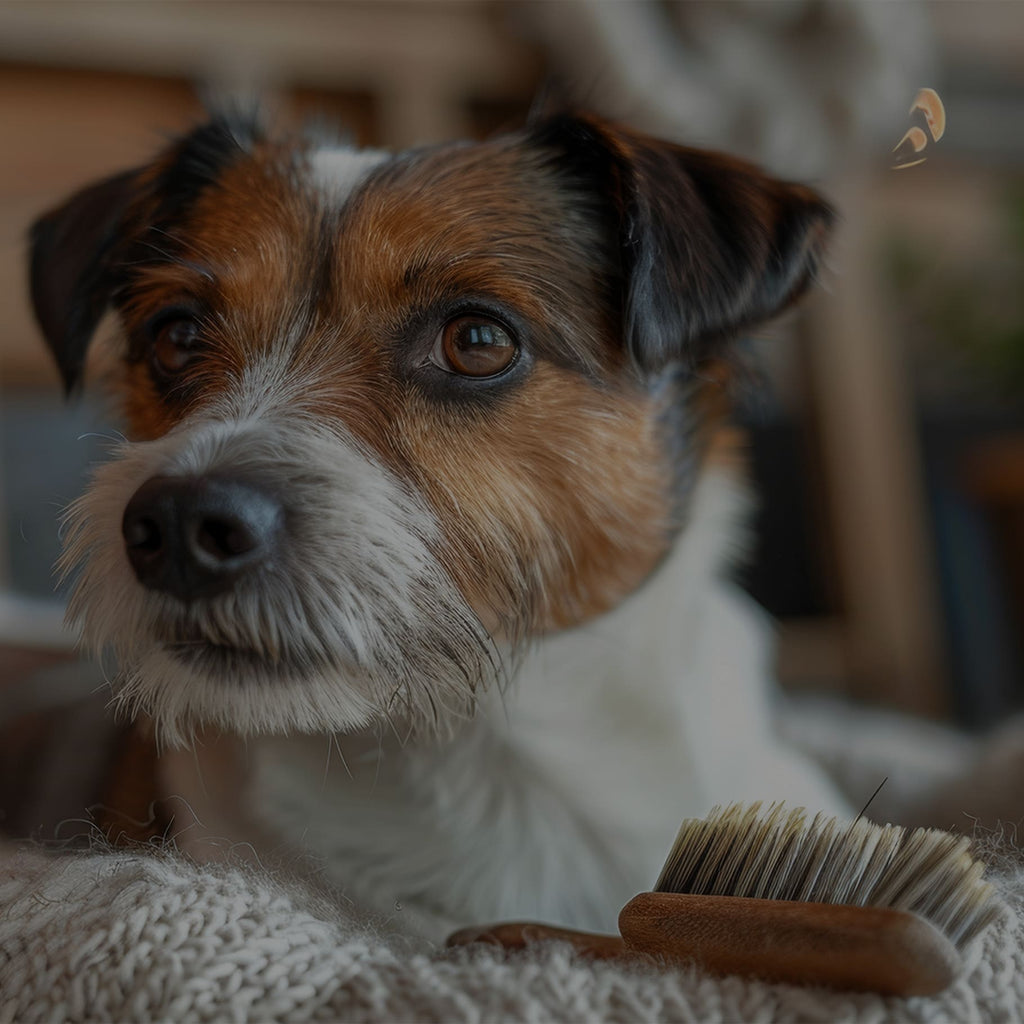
[[1, 841, 1022, 1024]]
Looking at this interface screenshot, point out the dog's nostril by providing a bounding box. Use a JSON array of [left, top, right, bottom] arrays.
[[196, 517, 258, 560], [123, 515, 162, 553]]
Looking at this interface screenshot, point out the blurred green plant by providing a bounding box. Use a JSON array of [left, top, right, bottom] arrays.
[[884, 181, 1024, 403]]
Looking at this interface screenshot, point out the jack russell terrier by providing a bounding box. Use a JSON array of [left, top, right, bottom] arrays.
[[28, 109, 846, 941]]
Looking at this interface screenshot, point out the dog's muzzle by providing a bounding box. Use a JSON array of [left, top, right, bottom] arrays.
[[122, 474, 283, 602], [61, 415, 497, 741]]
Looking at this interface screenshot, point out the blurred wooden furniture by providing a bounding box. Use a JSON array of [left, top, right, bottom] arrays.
[[0, 0, 540, 388], [962, 435, 1024, 644], [799, 174, 950, 718]]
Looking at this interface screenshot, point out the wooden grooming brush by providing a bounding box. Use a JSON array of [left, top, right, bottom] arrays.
[[447, 802, 1009, 996]]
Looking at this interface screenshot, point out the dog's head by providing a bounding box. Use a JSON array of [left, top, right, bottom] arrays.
[[30, 111, 832, 744]]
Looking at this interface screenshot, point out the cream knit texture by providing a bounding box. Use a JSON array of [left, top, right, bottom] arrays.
[[2, 840, 1022, 1023]]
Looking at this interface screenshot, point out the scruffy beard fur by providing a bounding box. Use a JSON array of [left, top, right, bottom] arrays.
[[61, 378, 497, 748]]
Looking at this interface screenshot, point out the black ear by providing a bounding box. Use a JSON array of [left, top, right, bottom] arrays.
[[29, 114, 261, 394], [532, 114, 835, 374], [28, 169, 140, 394]]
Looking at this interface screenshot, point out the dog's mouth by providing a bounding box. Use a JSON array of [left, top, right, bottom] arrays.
[[163, 632, 336, 678]]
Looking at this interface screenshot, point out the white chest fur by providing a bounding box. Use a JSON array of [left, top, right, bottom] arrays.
[[163, 469, 845, 939]]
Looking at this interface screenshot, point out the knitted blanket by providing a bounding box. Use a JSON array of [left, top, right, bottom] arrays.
[[4, 695, 1024, 1022], [2, 841, 1023, 1023]]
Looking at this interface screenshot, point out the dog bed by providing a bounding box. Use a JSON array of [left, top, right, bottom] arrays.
[[2, 700, 1024, 1023]]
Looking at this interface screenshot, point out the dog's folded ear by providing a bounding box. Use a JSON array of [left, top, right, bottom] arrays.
[[28, 169, 142, 394], [531, 113, 835, 374], [29, 113, 259, 395]]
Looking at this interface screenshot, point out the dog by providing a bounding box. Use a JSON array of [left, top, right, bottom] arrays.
[[28, 110, 847, 940]]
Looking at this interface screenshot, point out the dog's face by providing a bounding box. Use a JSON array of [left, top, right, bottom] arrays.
[[29, 112, 831, 744]]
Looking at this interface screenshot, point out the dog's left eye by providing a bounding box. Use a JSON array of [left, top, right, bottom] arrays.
[[430, 316, 519, 378], [151, 317, 202, 376]]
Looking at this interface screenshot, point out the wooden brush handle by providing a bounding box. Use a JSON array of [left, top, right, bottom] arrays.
[[619, 892, 962, 996], [446, 895, 961, 996]]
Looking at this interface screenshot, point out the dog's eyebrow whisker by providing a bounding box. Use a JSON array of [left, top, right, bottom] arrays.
[[134, 239, 179, 262]]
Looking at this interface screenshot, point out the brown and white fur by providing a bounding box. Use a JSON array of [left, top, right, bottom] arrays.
[[29, 111, 846, 939]]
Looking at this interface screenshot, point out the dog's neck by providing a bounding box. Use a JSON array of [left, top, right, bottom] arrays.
[[159, 464, 840, 939]]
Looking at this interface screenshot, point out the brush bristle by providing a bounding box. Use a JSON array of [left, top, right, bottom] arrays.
[[654, 802, 1009, 950]]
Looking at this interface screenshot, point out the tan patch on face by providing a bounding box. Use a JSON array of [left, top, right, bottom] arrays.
[[119, 362, 180, 439], [113, 144, 322, 439], [110, 135, 682, 637], [396, 366, 672, 635], [330, 141, 626, 379]]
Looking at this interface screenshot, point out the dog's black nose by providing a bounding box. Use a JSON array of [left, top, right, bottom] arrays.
[[122, 475, 283, 600]]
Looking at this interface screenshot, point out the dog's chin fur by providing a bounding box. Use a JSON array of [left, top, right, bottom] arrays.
[[62, 378, 497, 748]]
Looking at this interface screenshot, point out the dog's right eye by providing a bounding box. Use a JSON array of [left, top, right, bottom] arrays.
[[151, 316, 202, 377], [431, 316, 519, 378]]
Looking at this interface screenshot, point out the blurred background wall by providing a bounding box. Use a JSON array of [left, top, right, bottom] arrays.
[[0, 0, 1021, 728]]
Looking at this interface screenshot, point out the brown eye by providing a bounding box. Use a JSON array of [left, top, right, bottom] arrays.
[[432, 316, 518, 378], [152, 317, 201, 376]]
